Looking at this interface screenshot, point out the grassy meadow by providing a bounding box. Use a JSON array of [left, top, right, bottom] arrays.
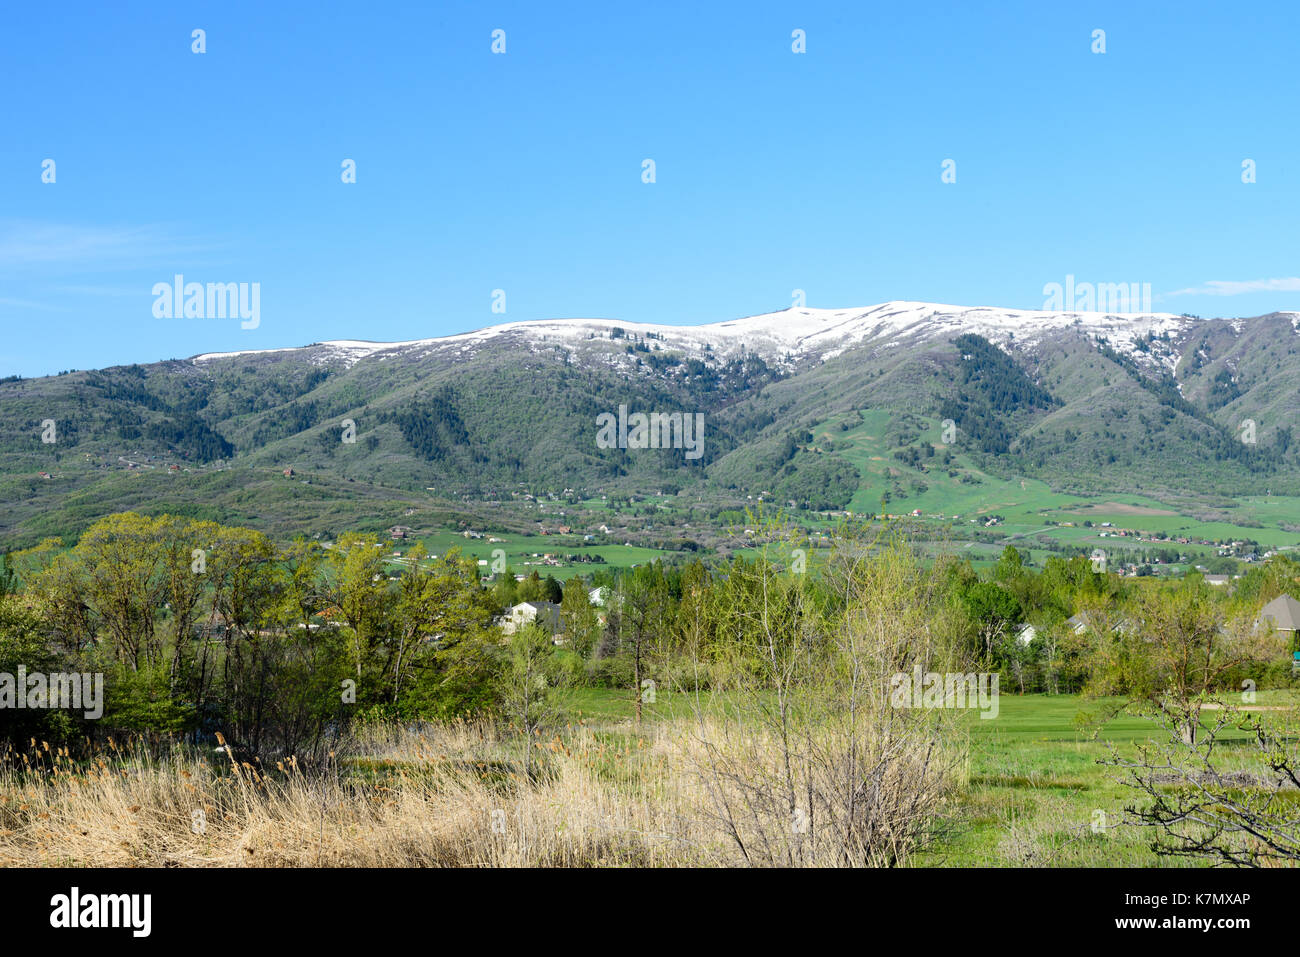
[[5, 688, 1286, 868]]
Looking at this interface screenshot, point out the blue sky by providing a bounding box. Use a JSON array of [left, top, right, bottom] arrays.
[[3, 0, 1298, 377]]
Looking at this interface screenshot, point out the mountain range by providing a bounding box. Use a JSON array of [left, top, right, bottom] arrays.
[[4, 301, 1299, 546]]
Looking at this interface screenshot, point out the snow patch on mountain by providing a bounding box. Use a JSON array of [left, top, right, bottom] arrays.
[[191, 301, 1196, 369]]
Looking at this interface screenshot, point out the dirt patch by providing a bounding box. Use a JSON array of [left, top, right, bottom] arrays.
[[1199, 703, 1295, 712]]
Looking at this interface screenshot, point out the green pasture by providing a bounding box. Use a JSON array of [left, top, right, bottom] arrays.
[[568, 686, 1300, 867]]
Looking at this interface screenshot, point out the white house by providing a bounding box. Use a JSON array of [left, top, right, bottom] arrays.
[[500, 600, 562, 636]]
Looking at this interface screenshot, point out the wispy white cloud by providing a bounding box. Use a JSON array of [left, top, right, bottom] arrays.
[[0, 221, 217, 271], [51, 283, 146, 298], [1166, 277, 1300, 297], [0, 296, 64, 311]]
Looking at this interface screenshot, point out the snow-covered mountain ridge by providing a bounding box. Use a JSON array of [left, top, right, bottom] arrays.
[[192, 301, 1282, 370]]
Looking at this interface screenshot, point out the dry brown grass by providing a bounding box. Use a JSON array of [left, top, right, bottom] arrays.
[[0, 715, 961, 867], [0, 722, 721, 867]]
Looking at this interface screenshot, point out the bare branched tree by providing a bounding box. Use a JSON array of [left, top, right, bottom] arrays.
[[687, 531, 965, 866], [1106, 704, 1300, 866]]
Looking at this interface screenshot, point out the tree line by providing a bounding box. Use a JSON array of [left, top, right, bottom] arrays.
[[2, 513, 1297, 760]]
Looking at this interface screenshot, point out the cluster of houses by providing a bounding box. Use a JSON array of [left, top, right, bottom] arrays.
[[1014, 594, 1300, 671], [1093, 528, 1269, 562]]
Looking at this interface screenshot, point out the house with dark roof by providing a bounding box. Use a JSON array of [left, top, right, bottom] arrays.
[[1257, 594, 1300, 635], [1065, 612, 1137, 636], [1256, 595, 1300, 671]]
